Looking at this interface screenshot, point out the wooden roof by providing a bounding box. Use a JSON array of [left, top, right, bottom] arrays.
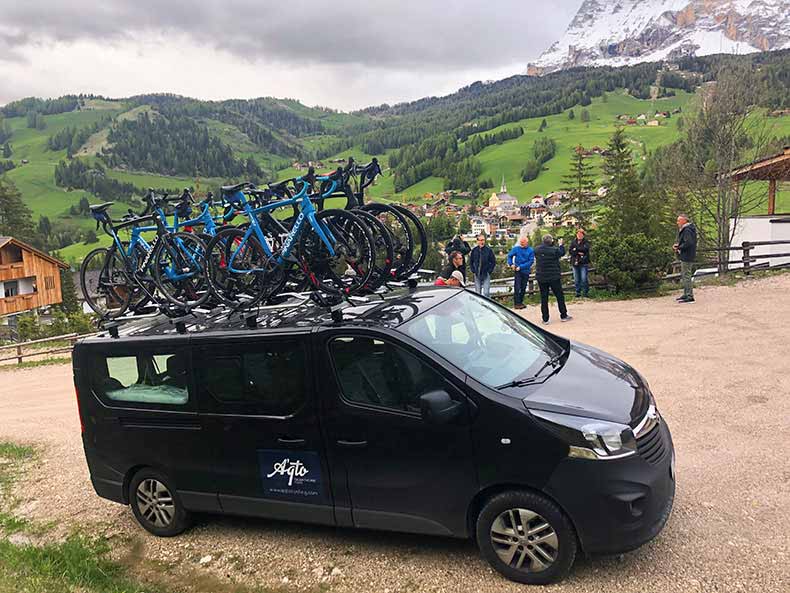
[[727, 146, 790, 181], [0, 236, 69, 269]]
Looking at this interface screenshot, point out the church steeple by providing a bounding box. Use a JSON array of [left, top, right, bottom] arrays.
[[500, 175, 507, 194]]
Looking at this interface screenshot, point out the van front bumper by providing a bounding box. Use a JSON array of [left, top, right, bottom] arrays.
[[544, 420, 675, 555]]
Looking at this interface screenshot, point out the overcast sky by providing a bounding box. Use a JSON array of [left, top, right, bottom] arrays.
[[0, 1, 582, 111]]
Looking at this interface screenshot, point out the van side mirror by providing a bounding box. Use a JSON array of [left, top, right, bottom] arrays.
[[419, 390, 463, 425]]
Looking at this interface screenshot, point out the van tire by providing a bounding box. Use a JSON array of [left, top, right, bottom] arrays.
[[475, 490, 576, 585], [129, 469, 191, 537]]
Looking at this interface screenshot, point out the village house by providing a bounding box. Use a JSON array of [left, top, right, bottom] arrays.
[[0, 237, 69, 316]]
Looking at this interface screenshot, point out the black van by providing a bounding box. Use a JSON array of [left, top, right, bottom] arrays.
[[73, 287, 675, 585]]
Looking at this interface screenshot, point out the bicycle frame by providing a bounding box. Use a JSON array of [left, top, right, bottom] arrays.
[[224, 181, 337, 274]]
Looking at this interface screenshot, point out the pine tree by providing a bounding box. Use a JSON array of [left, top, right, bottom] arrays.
[[568, 110, 575, 120], [458, 212, 471, 234], [561, 146, 597, 228], [59, 267, 80, 313], [580, 109, 591, 123], [538, 119, 547, 132], [601, 128, 650, 236], [0, 178, 37, 244], [2, 142, 11, 158]]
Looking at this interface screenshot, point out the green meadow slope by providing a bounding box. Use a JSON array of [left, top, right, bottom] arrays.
[[2, 85, 788, 262]]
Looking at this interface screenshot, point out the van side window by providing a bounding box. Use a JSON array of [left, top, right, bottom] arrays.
[[329, 337, 445, 413], [92, 352, 189, 405], [197, 341, 306, 416]]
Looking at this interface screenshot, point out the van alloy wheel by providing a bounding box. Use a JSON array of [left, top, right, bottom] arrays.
[[490, 508, 559, 572], [136, 479, 175, 528]]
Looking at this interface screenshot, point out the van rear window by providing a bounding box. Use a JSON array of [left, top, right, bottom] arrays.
[[91, 353, 189, 406]]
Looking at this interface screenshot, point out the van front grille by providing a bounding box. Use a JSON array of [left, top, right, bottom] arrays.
[[636, 424, 666, 465]]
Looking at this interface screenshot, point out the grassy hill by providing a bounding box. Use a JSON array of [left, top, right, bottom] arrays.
[[2, 49, 789, 259]]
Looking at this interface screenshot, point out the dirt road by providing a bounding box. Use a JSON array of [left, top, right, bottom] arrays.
[[1, 275, 788, 593]]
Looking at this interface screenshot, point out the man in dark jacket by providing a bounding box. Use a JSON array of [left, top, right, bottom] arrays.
[[673, 214, 698, 303], [535, 234, 570, 323], [444, 235, 471, 279], [470, 234, 496, 297], [569, 228, 591, 298]]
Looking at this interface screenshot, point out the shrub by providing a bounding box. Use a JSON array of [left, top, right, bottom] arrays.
[[593, 233, 673, 292]]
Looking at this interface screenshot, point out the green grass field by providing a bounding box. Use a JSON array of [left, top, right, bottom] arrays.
[[4, 89, 789, 261], [3, 109, 125, 230]]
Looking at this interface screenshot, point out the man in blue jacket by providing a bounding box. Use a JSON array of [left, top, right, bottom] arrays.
[[470, 234, 496, 297], [507, 235, 535, 309]]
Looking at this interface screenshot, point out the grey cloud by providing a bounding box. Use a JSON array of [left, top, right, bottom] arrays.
[[0, 0, 581, 70]]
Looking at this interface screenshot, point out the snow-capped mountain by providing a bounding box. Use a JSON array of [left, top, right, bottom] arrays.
[[529, 0, 790, 74]]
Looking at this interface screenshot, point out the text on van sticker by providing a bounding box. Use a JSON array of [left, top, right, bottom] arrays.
[[266, 458, 308, 487]]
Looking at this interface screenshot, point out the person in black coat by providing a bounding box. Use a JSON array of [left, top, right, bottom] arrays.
[[535, 234, 570, 324], [569, 229, 591, 297], [444, 235, 471, 279], [469, 234, 496, 297], [673, 214, 698, 303]]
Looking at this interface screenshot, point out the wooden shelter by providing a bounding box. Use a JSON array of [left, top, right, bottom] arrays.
[[727, 146, 790, 215], [0, 237, 69, 315]]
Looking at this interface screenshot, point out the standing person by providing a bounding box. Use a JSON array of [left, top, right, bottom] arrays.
[[470, 233, 496, 297], [506, 236, 534, 310], [535, 234, 571, 324], [444, 235, 471, 279], [673, 214, 697, 303], [569, 228, 591, 298]]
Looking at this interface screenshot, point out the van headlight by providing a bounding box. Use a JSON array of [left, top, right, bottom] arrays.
[[531, 410, 637, 460]]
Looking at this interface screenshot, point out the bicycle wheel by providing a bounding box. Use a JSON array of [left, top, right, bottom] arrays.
[[353, 209, 395, 291], [80, 247, 132, 318], [359, 203, 414, 280], [206, 228, 283, 307], [152, 232, 211, 309], [297, 209, 375, 295], [391, 204, 427, 278]]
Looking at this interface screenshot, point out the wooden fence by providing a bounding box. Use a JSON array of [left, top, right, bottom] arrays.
[[0, 332, 89, 365]]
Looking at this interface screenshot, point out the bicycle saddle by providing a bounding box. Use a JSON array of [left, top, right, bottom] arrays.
[[221, 182, 252, 194], [89, 202, 115, 213]]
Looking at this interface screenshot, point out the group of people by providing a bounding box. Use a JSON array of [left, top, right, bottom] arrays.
[[435, 213, 698, 320]]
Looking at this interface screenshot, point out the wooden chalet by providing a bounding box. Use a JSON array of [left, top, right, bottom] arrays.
[[0, 237, 69, 315], [727, 146, 790, 215]]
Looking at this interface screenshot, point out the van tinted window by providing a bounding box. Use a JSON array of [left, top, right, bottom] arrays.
[[196, 341, 306, 416], [92, 352, 189, 406], [329, 336, 445, 413]]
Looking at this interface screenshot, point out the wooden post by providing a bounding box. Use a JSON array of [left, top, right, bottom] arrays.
[[742, 241, 751, 276], [16, 344, 22, 365], [767, 179, 776, 216]]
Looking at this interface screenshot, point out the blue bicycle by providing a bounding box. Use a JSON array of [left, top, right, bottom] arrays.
[[205, 169, 376, 307], [80, 190, 211, 317]]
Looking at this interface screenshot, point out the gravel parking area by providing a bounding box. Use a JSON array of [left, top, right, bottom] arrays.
[[1, 275, 788, 593]]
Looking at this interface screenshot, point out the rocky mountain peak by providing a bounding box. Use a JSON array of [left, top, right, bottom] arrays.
[[528, 0, 790, 75]]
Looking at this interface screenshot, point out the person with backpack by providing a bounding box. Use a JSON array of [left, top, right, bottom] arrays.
[[469, 234, 496, 297], [535, 234, 571, 324]]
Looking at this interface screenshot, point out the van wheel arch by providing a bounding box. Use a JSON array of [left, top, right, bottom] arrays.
[[466, 484, 583, 553], [122, 465, 150, 504]]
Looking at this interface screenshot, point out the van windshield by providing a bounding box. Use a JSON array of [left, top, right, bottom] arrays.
[[401, 291, 562, 388]]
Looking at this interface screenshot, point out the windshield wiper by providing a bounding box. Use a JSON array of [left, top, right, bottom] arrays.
[[496, 348, 567, 390]]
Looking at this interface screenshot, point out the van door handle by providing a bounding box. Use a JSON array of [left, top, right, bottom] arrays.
[[277, 437, 306, 447], [336, 440, 368, 449]]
